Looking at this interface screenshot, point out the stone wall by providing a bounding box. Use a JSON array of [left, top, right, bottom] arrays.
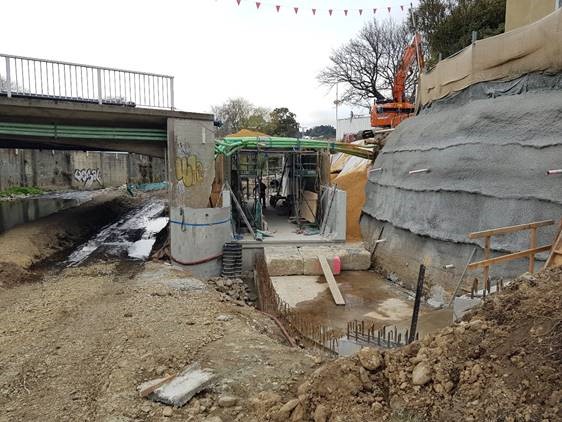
[[0, 149, 165, 191]]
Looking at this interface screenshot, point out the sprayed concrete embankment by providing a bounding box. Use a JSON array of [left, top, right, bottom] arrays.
[[0, 149, 165, 191], [361, 73, 562, 292]]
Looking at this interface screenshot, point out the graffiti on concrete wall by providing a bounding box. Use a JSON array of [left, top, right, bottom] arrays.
[[175, 142, 204, 189], [74, 168, 102, 188]]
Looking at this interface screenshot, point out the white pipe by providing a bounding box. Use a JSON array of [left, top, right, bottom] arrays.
[[374, 239, 386, 244], [408, 168, 430, 175], [443, 264, 455, 269], [546, 169, 562, 175], [369, 167, 383, 173]]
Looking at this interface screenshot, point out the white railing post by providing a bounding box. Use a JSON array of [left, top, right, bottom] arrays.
[[170, 76, 175, 110], [5, 56, 11, 97], [96, 68, 102, 104]]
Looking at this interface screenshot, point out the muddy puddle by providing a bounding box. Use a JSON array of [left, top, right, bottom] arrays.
[[0, 191, 93, 233], [272, 271, 452, 355], [66, 200, 168, 266]]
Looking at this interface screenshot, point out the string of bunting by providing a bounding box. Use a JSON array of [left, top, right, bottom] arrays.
[[229, 0, 412, 16]]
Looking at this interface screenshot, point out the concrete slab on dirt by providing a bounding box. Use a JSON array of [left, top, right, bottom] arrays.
[[139, 363, 216, 407], [270, 276, 327, 307]]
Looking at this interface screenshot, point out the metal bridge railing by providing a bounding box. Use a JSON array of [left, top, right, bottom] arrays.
[[0, 53, 174, 109]]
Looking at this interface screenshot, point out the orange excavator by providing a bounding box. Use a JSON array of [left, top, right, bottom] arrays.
[[370, 33, 424, 129]]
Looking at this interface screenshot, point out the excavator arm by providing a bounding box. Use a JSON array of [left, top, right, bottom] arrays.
[[392, 33, 424, 103]]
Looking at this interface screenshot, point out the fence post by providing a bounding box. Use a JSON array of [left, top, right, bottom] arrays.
[[472, 31, 478, 43], [5, 56, 12, 97], [170, 77, 175, 110], [529, 227, 537, 273], [97, 68, 102, 104], [483, 236, 490, 292], [408, 264, 425, 344]]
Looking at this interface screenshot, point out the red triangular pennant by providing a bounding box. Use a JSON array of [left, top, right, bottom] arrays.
[[329, 9, 333, 16], [401, 5, 404, 11], [359, 9, 363, 16], [255, 2, 261, 9], [344, 9, 348, 16], [373, 8, 377, 14], [294, 6, 298, 14], [312, 8, 316, 15], [387, 6, 392, 13], [275, 5, 280, 12], [236, 0, 241, 5]]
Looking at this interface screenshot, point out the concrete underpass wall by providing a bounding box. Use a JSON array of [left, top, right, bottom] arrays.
[[0, 149, 165, 191], [361, 75, 562, 293]]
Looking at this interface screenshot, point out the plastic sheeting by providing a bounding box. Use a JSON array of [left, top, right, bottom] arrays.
[[419, 8, 562, 107]]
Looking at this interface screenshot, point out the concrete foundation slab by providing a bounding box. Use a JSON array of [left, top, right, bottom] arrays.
[[264, 246, 304, 276]]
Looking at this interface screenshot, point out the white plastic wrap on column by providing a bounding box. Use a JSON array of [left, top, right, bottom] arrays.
[[170, 206, 233, 278]]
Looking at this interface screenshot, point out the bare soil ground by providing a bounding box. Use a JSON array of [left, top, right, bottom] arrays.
[[253, 267, 562, 421], [0, 261, 317, 422]]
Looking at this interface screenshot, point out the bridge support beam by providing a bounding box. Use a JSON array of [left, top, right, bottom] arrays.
[[167, 118, 232, 278]]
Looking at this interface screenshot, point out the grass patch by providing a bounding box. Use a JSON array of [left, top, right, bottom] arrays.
[[0, 186, 44, 197]]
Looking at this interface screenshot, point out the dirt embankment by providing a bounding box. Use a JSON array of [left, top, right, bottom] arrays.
[[253, 268, 561, 421], [0, 191, 137, 287]]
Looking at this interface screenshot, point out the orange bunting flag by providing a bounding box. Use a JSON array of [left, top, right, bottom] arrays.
[[328, 9, 333, 16], [275, 4, 280, 12], [236, 0, 241, 5], [373, 8, 377, 14], [255, 2, 261, 9], [359, 9, 363, 16], [312, 8, 316, 15], [387, 6, 391, 13], [294, 6, 298, 14], [401, 5, 404, 11], [344, 9, 348, 16]]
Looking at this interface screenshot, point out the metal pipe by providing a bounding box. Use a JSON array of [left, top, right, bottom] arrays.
[[408, 168, 430, 175], [546, 169, 562, 175]]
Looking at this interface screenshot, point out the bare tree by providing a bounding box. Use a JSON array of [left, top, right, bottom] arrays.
[[212, 97, 255, 137], [318, 19, 418, 109]]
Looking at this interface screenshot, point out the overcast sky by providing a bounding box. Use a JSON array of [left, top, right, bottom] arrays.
[[3, 0, 414, 128]]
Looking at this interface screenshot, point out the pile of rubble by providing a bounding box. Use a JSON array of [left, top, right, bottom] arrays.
[[250, 267, 561, 421], [208, 277, 257, 306]]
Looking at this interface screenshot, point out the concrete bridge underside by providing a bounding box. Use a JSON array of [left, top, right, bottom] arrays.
[[0, 97, 213, 158]]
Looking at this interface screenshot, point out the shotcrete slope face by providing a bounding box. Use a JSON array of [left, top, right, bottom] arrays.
[[361, 75, 562, 289]]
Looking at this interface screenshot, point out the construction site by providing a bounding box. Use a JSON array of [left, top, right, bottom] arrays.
[[0, 1, 561, 421]]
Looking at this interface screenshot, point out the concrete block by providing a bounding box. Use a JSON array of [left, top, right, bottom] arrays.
[[264, 246, 303, 276], [138, 363, 216, 407], [300, 247, 337, 275], [336, 246, 371, 271]]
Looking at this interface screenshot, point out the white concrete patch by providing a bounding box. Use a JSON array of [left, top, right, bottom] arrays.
[[271, 276, 328, 307]]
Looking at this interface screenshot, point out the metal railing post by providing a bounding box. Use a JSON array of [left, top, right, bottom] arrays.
[[170, 76, 175, 110], [5, 56, 11, 97], [96, 68, 102, 104]]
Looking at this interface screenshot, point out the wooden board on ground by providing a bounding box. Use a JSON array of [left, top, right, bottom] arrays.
[[545, 223, 562, 268], [318, 255, 345, 305]]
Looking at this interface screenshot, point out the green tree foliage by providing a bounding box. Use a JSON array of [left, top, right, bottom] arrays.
[[268, 108, 300, 138], [413, 0, 506, 63], [304, 125, 336, 139]]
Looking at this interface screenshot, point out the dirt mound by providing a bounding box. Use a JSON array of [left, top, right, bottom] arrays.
[[254, 267, 561, 421], [0, 262, 36, 287]]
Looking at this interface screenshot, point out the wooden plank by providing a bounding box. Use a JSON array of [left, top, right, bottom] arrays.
[[318, 255, 345, 305], [544, 223, 562, 268], [468, 220, 554, 239], [468, 245, 552, 270]]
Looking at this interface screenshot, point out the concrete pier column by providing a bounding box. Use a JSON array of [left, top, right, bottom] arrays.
[[167, 118, 232, 278]]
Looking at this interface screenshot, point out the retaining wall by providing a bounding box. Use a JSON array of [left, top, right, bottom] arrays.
[[0, 149, 165, 191], [361, 73, 562, 293]]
